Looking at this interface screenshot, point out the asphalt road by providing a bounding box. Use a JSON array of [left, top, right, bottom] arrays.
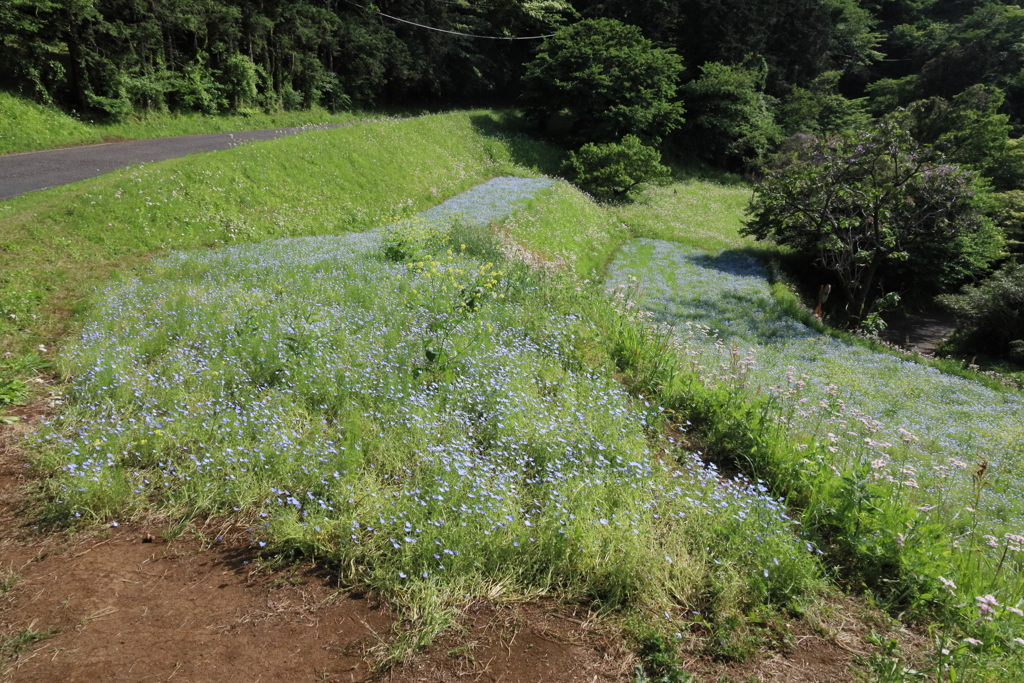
[[0, 123, 348, 202]]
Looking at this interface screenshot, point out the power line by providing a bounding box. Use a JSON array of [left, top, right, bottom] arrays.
[[343, 1, 556, 40]]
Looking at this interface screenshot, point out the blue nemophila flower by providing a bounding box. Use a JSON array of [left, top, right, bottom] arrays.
[[37, 176, 816, 614]]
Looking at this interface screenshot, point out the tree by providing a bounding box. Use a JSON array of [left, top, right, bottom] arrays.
[[676, 60, 782, 168], [519, 18, 685, 144], [908, 85, 1024, 191], [743, 114, 1001, 325], [562, 135, 670, 200], [940, 262, 1024, 361]]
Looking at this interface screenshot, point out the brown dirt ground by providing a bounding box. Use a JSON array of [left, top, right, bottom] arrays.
[[881, 310, 957, 356], [1, 398, 920, 683]]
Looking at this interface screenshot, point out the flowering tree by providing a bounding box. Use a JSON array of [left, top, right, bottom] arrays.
[[743, 114, 1000, 325]]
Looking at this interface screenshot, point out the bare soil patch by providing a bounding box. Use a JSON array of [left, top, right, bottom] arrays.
[[881, 310, 957, 355]]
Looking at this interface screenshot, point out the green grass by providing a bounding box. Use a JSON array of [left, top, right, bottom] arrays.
[[0, 626, 58, 670], [0, 111, 552, 356], [613, 167, 755, 252], [90, 107, 370, 142], [500, 180, 629, 276], [0, 89, 392, 156], [0, 92, 102, 154]]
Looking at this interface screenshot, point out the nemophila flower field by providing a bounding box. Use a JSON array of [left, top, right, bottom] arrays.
[[34, 179, 822, 655], [607, 239, 1024, 538]]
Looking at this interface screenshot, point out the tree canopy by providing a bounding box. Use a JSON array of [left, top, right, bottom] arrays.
[[0, 0, 574, 117], [744, 115, 1001, 325], [519, 18, 685, 144]]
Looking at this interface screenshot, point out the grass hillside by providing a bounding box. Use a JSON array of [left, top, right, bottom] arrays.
[[4, 109, 1024, 680], [0, 90, 379, 156], [0, 111, 558, 354], [0, 92, 102, 153]]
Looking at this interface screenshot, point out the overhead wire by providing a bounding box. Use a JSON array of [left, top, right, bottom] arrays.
[[342, 0, 556, 40]]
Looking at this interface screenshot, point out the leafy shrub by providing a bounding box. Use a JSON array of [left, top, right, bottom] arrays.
[[744, 113, 999, 327], [221, 54, 259, 111], [380, 216, 448, 262], [940, 262, 1024, 360], [563, 135, 670, 201], [633, 631, 692, 682], [676, 60, 782, 169], [988, 190, 1024, 257], [520, 18, 685, 145], [175, 56, 220, 114]]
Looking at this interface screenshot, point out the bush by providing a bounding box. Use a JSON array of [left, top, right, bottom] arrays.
[[175, 56, 220, 114], [221, 54, 259, 111], [940, 262, 1024, 360], [676, 60, 782, 169], [520, 18, 685, 145], [563, 135, 670, 201]]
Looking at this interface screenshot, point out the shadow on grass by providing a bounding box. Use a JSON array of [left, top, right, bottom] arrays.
[[468, 111, 566, 177], [665, 153, 749, 187]]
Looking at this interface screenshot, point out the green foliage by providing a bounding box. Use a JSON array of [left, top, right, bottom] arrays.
[[176, 56, 220, 115], [853, 631, 925, 682], [668, 0, 881, 95], [777, 71, 870, 136], [520, 18, 685, 144], [940, 262, 1024, 360], [988, 190, 1024, 257], [381, 216, 449, 263], [563, 135, 671, 200], [633, 631, 692, 682], [909, 4, 1024, 120], [676, 60, 782, 168], [744, 113, 999, 326], [0, 0, 571, 118], [908, 85, 1024, 191], [220, 54, 259, 112]]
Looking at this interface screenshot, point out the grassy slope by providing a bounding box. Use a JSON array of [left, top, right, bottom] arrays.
[[0, 90, 385, 155], [615, 173, 755, 251], [6, 108, 1019, 676], [0, 111, 556, 354], [90, 108, 368, 142], [0, 92, 103, 153]]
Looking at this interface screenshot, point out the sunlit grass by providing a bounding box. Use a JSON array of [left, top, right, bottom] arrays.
[[0, 91, 102, 154], [0, 89, 381, 155], [33, 178, 823, 666], [613, 171, 755, 252], [0, 111, 553, 355]]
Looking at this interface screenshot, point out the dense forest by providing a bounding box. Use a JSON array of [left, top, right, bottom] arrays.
[[5, 1, 1022, 125], [2, 0, 1023, 360]]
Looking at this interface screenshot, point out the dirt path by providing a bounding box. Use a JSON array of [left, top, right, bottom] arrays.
[[880, 310, 957, 355], [0, 123, 355, 201]]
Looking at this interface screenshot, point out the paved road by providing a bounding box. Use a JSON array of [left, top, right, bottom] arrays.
[[0, 123, 349, 201]]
